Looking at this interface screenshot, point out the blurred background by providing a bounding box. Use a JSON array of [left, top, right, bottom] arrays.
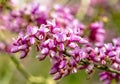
[[0, 0, 120, 84]]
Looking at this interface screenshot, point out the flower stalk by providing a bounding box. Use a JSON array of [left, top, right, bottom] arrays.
[[9, 55, 45, 84]]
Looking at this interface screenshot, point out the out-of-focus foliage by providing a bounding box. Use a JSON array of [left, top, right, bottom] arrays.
[[0, 54, 13, 84]]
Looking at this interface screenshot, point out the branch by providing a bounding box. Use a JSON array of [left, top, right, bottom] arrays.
[[63, 50, 120, 74]]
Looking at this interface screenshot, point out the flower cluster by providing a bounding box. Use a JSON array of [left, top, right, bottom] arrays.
[[100, 71, 120, 84], [0, 3, 49, 33], [1, 2, 120, 84], [89, 21, 105, 43], [11, 18, 88, 79]]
